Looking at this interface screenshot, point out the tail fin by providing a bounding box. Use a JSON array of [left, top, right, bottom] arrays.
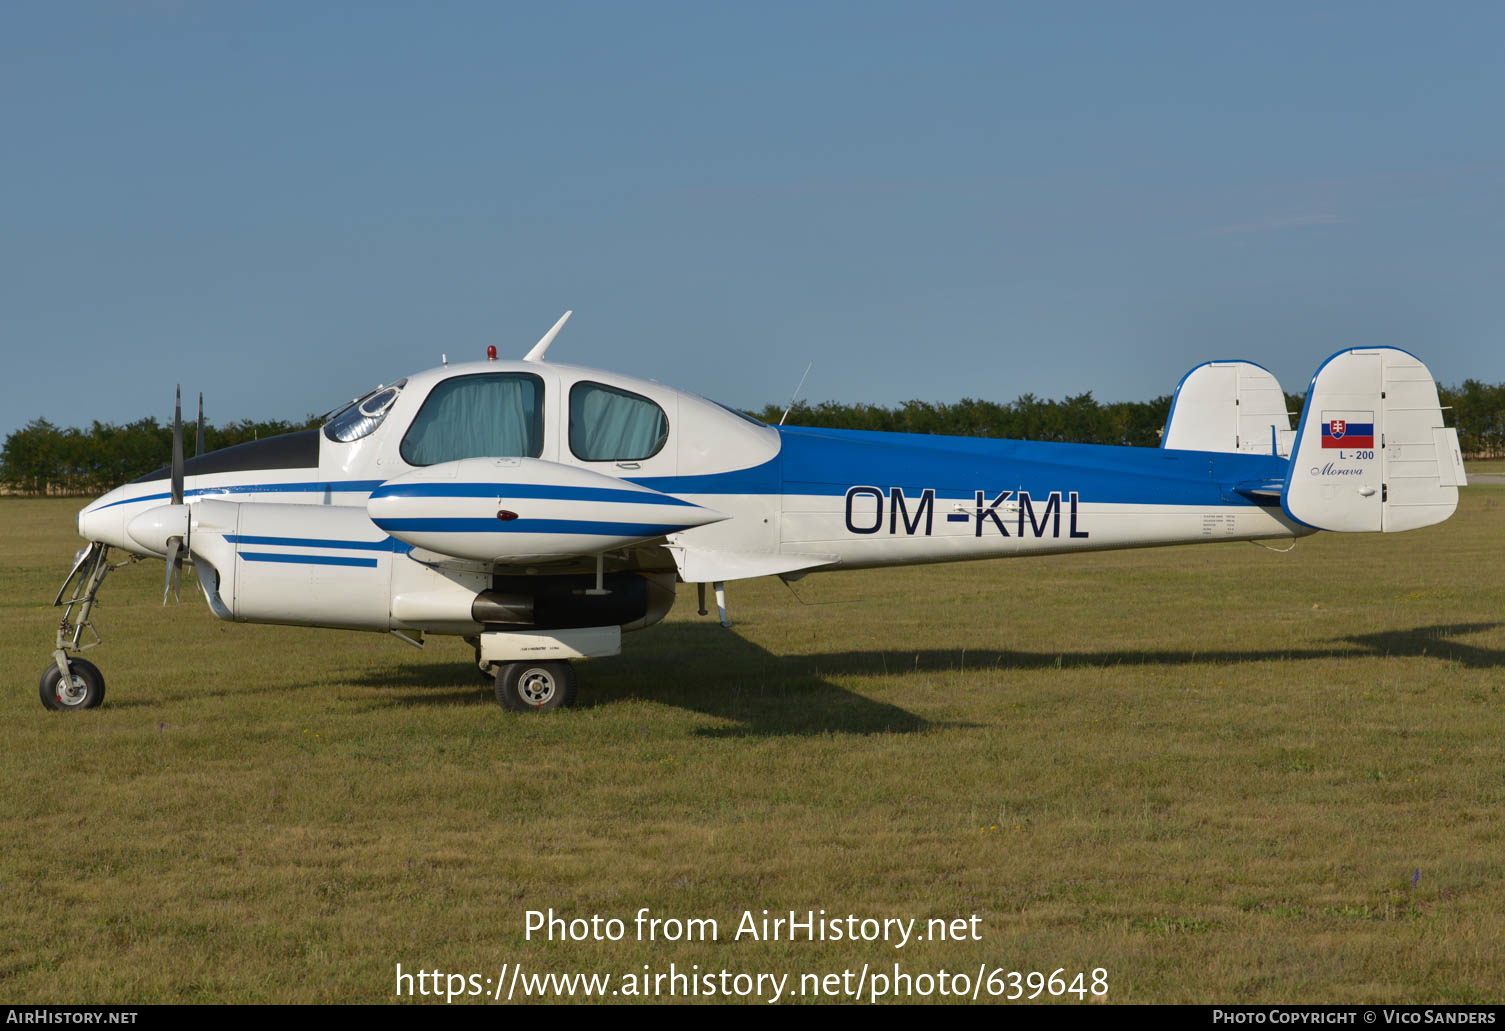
[[1281, 347, 1465, 533], [1161, 360, 1294, 456]]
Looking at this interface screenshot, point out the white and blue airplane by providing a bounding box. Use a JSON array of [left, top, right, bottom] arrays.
[[46, 314, 1467, 712]]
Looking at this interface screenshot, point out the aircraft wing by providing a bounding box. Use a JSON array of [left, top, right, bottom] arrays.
[[366, 457, 727, 565], [665, 546, 836, 583]]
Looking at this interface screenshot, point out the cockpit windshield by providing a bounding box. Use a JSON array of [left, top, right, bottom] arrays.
[[323, 380, 406, 443]]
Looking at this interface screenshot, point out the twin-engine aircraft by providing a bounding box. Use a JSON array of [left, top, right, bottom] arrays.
[[45, 314, 1466, 712]]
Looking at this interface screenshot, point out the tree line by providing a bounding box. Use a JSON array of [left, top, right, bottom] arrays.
[[755, 379, 1505, 456], [751, 392, 1186, 448], [4, 380, 1503, 496], [1, 416, 320, 496]]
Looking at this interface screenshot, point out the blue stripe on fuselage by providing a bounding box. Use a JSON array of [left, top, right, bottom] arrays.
[[239, 552, 379, 568], [92, 479, 385, 511], [224, 534, 407, 552], [636, 426, 1289, 507], [371, 517, 688, 537], [368, 482, 696, 506]]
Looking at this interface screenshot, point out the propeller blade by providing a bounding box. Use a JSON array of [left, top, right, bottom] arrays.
[[171, 386, 184, 506], [163, 536, 181, 604], [195, 393, 205, 458]]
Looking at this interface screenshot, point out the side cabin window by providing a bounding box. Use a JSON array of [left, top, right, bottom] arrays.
[[569, 381, 669, 462], [400, 372, 544, 466]]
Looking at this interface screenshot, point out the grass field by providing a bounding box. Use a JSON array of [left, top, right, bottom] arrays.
[[2, 489, 1503, 1005]]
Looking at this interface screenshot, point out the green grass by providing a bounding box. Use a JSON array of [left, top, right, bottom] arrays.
[[2, 490, 1504, 1004]]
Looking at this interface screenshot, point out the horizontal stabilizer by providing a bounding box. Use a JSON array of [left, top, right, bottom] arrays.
[[1162, 360, 1292, 456], [1281, 348, 1459, 533], [1231, 478, 1284, 501]]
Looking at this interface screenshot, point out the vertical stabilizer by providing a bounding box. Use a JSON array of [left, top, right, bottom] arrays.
[[1161, 360, 1293, 455], [1282, 348, 1460, 533]]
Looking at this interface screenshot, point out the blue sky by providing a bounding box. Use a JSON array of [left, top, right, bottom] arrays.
[[4, 1, 1504, 437]]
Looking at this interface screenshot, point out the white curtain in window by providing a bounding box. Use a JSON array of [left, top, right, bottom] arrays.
[[571, 383, 667, 461], [402, 374, 540, 465]]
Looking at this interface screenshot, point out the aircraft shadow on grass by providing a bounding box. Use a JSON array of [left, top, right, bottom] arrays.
[[781, 621, 1505, 676], [1340, 622, 1505, 670], [352, 621, 939, 738], [351, 621, 1503, 734]]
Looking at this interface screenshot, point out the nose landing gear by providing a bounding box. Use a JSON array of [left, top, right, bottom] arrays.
[[42, 542, 126, 712]]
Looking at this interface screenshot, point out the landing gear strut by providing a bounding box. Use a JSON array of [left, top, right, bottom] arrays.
[[695, 581, 732, 627], [470, 639, 494, 683], [42, 542, 127, 712]]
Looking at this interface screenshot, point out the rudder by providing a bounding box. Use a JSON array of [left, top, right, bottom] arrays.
[[1282, 347, 1465, 533]]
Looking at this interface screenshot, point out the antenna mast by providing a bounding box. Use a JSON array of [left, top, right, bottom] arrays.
[[779, 361, 814, 426]]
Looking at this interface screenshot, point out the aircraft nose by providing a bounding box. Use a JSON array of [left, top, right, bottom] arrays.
[[78, 498, 129, 549]]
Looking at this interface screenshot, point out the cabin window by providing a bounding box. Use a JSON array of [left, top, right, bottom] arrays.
[[569, 382, 669, 462], [323, 381, 404, 443], [400, 373, 544, 466]]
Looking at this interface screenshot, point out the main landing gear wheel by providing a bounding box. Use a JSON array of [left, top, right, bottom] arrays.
[[494, 660, 578, 712], [39, 658, 105, 711]]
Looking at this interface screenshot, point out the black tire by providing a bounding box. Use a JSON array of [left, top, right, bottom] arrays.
[[69, 658, 106, 708], [494, 661, 578, 712], [39, 658, 106, 711]]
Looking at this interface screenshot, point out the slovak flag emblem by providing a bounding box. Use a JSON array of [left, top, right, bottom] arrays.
[[1320, 411, 1374, 449]]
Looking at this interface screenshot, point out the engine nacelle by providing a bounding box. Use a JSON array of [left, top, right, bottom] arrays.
[[186, 499, 677, 635], [188, 500, 401, 631]]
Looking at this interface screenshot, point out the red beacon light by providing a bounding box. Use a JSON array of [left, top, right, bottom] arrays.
[[486, 345, 497, 361]]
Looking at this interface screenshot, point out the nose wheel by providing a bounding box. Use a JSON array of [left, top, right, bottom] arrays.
[[40, 657, 106, 711]]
